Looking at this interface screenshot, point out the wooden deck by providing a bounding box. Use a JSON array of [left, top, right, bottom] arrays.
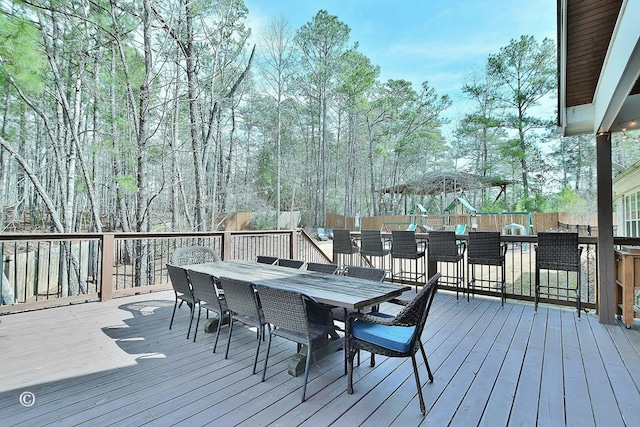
[[2, 289, 640, 426]]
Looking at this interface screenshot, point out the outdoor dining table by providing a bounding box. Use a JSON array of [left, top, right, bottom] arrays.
[[185, 260, 412, 375], [185, 260, 411, 311]]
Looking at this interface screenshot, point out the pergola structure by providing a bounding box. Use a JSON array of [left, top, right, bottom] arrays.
[[380, 171, 512, 213], [557, 0, 640, 324]]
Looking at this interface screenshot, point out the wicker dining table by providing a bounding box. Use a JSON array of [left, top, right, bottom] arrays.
[[184, 260, 411, 376]]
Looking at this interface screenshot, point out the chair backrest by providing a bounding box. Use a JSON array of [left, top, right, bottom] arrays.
[[254, 286, 310, 337], [256, 255, 278, 265], [171, 246, 221, 266], [344, 265, 386, 282], [166, 264, 193, 296], [536, 232, 581, 271], [306, 262, 339, 275], [277, 258, 305, 269], [333, 229, 357, 254], [427, 231, 459, 259], [391, 230, 419, 257], [360, 229, 385, 255], [392, 273, 440, 350], [217, 277, 263, 323], [187, 269, 221, 306], [468, 231, 504, 264]]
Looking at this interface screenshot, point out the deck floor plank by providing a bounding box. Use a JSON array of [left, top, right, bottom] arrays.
[[2, 289, 640, 427], [576, 310, 626, 426], [537, 306, 566, 425], [560, 309, 595, 426]]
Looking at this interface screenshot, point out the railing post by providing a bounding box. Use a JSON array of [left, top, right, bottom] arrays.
[[290, 230, 299, 259], [222, 231, 233, 261], [100, 233, 114, 302]]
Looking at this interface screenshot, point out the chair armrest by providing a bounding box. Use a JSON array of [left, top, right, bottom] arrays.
[[347, 311, 395, 326]]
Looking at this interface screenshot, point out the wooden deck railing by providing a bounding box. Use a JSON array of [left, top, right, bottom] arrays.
[[2, 230, 638, 315]]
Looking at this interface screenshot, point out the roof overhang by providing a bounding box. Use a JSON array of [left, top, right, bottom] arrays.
[[558, 0, 640, 136]]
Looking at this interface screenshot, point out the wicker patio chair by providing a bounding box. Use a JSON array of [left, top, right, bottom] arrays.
[[467, 231, 507, 305], [306, 262, 339, 275], [218, 277, 269, 374], [166, 264, 198, 339], [344, 265, 387, 282], [427, 230, 466, 300], [390, 230, 426, 290], [171, 246, 221, 265], [535, 232, 583, 317], [345, 272, 441, 415], [360, 229, 391, 271], [256, 255, 278, 265], [277, 258, 306, 269], [255, 285, 337, 402], [333, 229, 360, 266], [187, 269, 230, 351]]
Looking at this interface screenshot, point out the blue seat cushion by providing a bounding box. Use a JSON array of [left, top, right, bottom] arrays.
[[352, 314, 416, 353]]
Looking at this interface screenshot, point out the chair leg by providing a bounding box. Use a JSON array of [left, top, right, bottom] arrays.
[[419, 342, 433, 382], [346, 345, 357, 394], [252, 324, 263, 374], [261, 331, 273, 382], [411, 355, 426, 415], [169, 297, 178, 330], [225, 317, 234, 359], [186, 301, 195, 339], [212, 311, 225, 353], [193, 305, 202, 342]]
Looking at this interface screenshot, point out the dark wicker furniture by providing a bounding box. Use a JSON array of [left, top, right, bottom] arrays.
[[218, 277, 268, 374], [360, 229, 391, 271], [255, 285, 337, 402], [256, 255, 278, 265], [277, 258, 306, 269], [427, 230, 466, 300], [467, 231, 508, 306], [345, 273, 441, 415], [333, 229, 360, 266], [306, 262, 339, 275], [535, 232, 583, 317], [166, 264, 197, 339], [187, 269, 230, 350], [390, 230, 426, 289]]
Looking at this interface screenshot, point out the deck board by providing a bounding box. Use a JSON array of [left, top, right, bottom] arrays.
[[2, 288, 640, 426]]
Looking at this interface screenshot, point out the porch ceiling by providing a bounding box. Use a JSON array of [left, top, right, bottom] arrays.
[[558, 0, 640, 136]]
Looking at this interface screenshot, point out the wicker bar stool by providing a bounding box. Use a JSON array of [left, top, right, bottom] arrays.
[[467, 231, 507, 305], [535, 232, 583, 317], [427, 231, 466, 300], [360, 229, 391, 272]]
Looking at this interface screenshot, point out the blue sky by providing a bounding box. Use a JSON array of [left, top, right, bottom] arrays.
[[244, 0, 557, 125]]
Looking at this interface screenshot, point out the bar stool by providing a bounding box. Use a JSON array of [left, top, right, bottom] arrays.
[[467, 231, 507, 305], [535, 232, 583, 317], [427, 230, 466, 300], [390, 230, 426, 291], [333, 229, 360, 269], [360, 229, 391, 272]]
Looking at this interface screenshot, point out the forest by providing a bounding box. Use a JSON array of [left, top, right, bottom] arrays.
[[1, 0, 639, 234]]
